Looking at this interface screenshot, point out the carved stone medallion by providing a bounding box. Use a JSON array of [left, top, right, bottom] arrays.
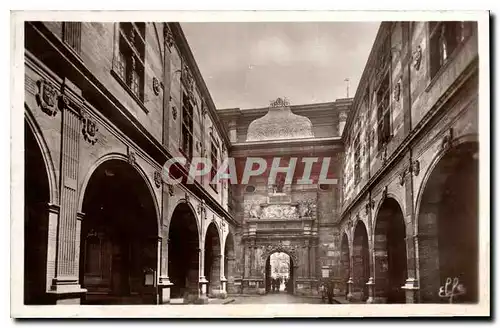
[[153, 77, 161, 96]]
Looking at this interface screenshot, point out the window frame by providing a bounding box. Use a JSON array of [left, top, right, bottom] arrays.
[[111, 22, 148, 112], [181, 91, 194, 161], [376, 70, 392, 152], [353, 134, 361, 184], [209, 135, 219, 192], [428, 21, 474, 81], [62, 22, 82, 55]]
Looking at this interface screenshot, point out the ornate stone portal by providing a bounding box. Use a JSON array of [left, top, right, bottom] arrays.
[[241, 185, 319, 296]]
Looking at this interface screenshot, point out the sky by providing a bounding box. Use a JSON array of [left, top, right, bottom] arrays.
[[181, 22, 380, 110]]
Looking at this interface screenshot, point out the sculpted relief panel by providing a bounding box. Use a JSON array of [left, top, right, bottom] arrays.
[[261, 204, 299, 220], [244, 199, 316, 220]]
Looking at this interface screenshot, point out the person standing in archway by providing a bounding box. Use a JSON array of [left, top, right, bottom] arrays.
[[327, 280, 334, 304]]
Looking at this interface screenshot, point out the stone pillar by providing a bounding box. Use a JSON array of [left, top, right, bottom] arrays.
[[416, 211, 440, 303], [158, 235, 173, 304], [47, 81, 86, 303], [198, 245, 209, 303], [45, 203, 60, 293], [347, 246, 354, 301], [366, 242, 376, 303], [402, 235, 419, 303]]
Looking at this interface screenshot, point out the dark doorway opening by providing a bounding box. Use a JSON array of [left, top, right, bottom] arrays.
[[418, 142, 478, 303], [374, 198, 407, 303], [80, 159, 158, 304], [168, 203, 199, 301], [24, 121, 50, 305]]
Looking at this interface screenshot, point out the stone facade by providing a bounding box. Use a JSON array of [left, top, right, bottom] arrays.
[[219, 101, 348, 296], [24, 22, 236, 305], [22, 20, 480, 306], [339, 22, 479, 303]]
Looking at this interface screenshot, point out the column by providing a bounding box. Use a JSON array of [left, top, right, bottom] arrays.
[[198, 244, 209, 302], [366, 240, 376, 303], [401, 233, 419, 303], [220, 252, 227, 297], [48, 80, 86, 303], [346, 243, 354, 302]]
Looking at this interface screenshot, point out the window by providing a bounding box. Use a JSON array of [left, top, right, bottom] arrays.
[[181, 92, 194, 160], [114, 22, 146, 102], [376, 72, 391, 151], [210, 137, 219, 191], [429, 21, 473, 79], [63, 22, 82, 54], [353, 135, 361, 183]]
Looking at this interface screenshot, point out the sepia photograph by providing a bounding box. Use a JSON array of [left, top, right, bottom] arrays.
[[10, 10, 490, 318]]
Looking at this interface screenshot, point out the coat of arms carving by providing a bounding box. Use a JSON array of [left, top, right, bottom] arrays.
[[81, 114, 99, 145], [35, 79, 59, 116]]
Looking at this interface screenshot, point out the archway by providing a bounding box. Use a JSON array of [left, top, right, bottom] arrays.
[[24, 120, 51, 304], [224, 231, 236, 294], [374, 198, 407, 303], [417, 141, 478, 303], [168, 202, 200, 301], [352, 221, 370, 301], [79, 159, 159, 304], [204, 222, 221, 296], [265, 252, 293, 294], [340, 232, 350, 297]]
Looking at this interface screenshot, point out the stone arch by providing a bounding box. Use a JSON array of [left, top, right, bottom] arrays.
[[224, 230, 236, 293], [414, 133, 479, 233], [204, 221, 222, 296], [204, 218, 223, 251], [24, 114, 55, 304], [352, 220, 370, 302], [373, 197, 407, 303], [78, 152, 161, 234], [24, 106, 59, 204], [372, 195, 406, 234], [261, 245, 299, 265], [169, 197, 201, 244], [415, 137, 478, 303], [340, 232, 350, 296], [79, 158, 160, 304], [168, 201, 200, 301], [263, 249, 296, 294]]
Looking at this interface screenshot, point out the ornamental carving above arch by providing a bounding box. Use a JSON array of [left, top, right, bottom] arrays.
[[260, 242, 299, 265]]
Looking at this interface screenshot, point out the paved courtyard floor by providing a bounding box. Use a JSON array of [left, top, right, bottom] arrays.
[[228, 292, 322, 304]]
